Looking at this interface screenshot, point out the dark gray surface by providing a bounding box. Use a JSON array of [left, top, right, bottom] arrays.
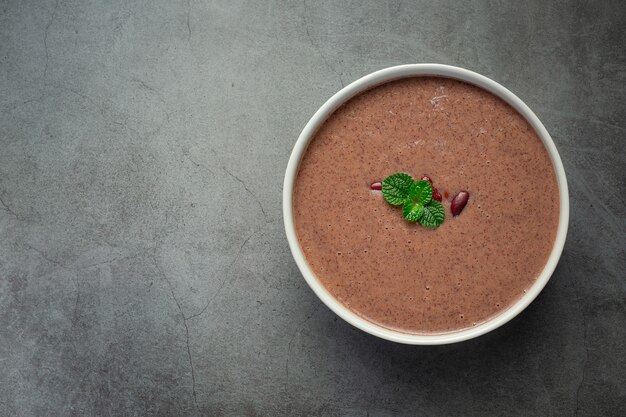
[[1, 0, 624, 416]]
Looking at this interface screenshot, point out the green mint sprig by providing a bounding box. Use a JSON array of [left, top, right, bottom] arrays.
[[382, 173, 445, 228]]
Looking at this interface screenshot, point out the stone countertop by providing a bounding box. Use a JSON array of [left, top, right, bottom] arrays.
[[1, 1, 624, 416]]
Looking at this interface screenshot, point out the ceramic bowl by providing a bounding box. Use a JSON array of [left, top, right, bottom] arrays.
[[283, 64, 569, 345]]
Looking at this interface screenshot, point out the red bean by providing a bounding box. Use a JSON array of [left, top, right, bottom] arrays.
[[451, 191, 469, 216], [370, 181, 382, 191]]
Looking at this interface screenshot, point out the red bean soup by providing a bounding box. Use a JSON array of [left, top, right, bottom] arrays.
[[293, 77, 560, 334]]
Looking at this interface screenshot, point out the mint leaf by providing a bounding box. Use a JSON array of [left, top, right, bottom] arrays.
[[401, 180, 433, 222], [407, 180, 433, 206], [379, 171, 447, 229], [382, 173, 413, 205], [402, 200, 424, 221], [419, 200, 445, 228]]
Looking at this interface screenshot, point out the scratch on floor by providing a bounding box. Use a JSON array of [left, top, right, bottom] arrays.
[[284, 302, 322, 393], [129, 77, 172, 122], [78, 251, 146, 270], [184, 152, 216, 176], [25, 243, 69, 270], [186, 0, 192, 43], [567, 165, 622, 232], [221, 166, 268, 222], [42, 0, 60, 79], [569, 263, 589, 417], [186, 225, 264, 321], [302, 0, 344, 88], [574, 321, 589, 417], [0, 194, 20, 220], [154, 257, 198, 406]]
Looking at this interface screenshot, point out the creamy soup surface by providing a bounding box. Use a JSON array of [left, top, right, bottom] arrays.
[[293, 77, 560, 333]]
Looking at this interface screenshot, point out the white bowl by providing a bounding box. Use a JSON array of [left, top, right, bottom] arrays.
[[283, 64, 569, 345]]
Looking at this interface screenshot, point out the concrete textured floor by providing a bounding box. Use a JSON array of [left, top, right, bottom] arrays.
[[1, 0, 624, 416]]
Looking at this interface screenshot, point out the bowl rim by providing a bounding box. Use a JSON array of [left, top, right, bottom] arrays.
[[282, 63, 569, 345]]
